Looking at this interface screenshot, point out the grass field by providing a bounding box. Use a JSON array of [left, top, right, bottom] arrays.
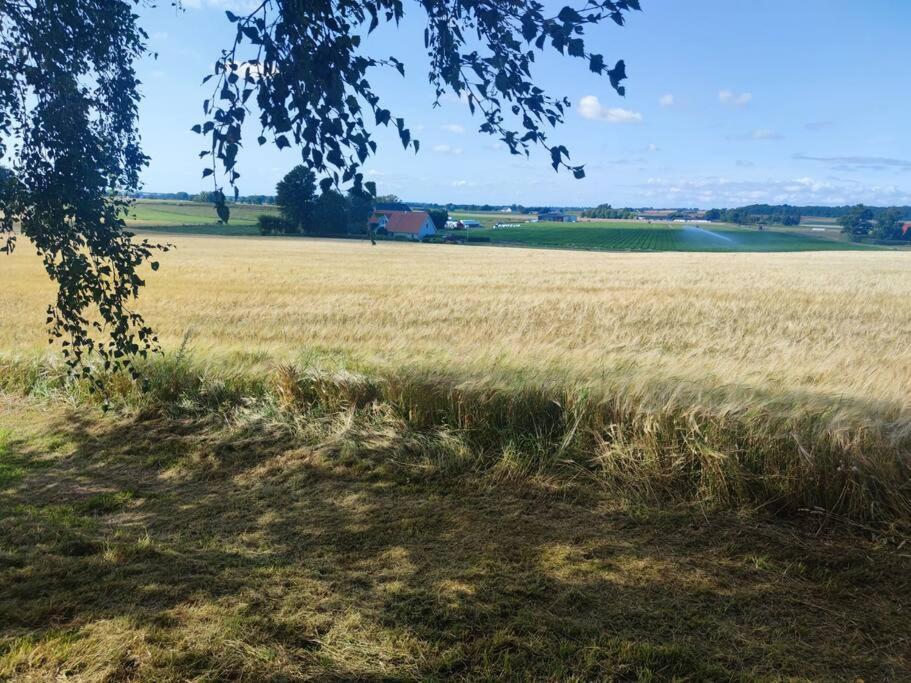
[[2, 234, 910, 679], [126, 199, 274, 234], [459, 220, 873, 252], [127, 201, 875, 253]]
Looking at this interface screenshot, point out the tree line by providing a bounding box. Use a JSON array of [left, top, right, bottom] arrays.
[[837, 205, 909, 240], [259, 166, 448, 237], [581, 203, 638, 219]]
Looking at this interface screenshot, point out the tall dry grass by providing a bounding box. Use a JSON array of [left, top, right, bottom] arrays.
[[1, 234, 910, 524]]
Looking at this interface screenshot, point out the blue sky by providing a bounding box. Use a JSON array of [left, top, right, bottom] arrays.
[[136, 1, 911, 208]]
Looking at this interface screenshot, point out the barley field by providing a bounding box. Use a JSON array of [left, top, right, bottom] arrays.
[[3, 233, 909, 402], [3, 234, 910, 680]]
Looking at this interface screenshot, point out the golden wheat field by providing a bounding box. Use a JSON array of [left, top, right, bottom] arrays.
[[3, 233, 911, 404]]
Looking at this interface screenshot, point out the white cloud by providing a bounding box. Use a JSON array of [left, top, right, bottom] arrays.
[[658, 94, 675, 108], [718, 89, 752, 106], [451, 180, 476, 187], [793, 153, 911, 171], [647, 143, 659, 152], [432, 144, 463, 155], [751, 128, 783, 140], [578, 96, 643, 124], [636, 175, 911, 207], [441, 124, 465, 134]]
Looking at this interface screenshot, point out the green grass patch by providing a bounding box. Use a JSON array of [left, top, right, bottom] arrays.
[[127, 200, 277, 228]]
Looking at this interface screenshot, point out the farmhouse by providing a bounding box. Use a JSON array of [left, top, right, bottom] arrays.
[[369, 210, 436, 240]]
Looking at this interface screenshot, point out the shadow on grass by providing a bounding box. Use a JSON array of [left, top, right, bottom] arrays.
[[0, 402, 908, 680]]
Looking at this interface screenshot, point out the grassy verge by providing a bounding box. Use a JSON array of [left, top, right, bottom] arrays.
[[1, 391, 909, 680], [2, 353, 909, 529]]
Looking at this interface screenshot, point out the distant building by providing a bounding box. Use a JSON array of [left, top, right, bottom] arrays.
[[460, 219, 482, 228], [369, 210, 436, 240], [902, 222, 911, 236], [538, 210, 577, 223]]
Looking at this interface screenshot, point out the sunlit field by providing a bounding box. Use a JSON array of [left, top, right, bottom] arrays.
[[3, 233, 908, 401], [3, 234, 910, 680]]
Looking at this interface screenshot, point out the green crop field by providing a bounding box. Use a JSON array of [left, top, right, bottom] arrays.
[[457, 220, 874, 252], [449, 210, 535, 228]]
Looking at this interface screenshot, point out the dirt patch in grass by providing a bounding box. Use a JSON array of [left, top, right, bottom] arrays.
[[0, 398, 908, 680]]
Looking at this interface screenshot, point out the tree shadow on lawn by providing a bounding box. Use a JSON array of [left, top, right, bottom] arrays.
[[0, 402, 908, 681]]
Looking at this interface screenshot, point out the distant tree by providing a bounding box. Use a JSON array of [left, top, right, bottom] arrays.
[[193, 191, 218, 203], [428, 208, 449, 231], [582, 203, 635, 219], [839, 205, 874, 236], [312, 190, 349, 234], [375, 194, 402, 206], [276, 166, 317, 231], [257, 214, 295, 236], [873, 207, 902, 240], [346, 185, 375, 234], [704, 209, 722, 221]]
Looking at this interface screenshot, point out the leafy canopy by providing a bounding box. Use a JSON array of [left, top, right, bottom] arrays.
[[198, 0, 640, 211], [1, 0, 640, 372]]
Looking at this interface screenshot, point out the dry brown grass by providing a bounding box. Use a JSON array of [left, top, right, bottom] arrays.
[[0, 398, 908, 681]]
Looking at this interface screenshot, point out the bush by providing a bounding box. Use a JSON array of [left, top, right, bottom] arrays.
[[258, 214, 295, 235]]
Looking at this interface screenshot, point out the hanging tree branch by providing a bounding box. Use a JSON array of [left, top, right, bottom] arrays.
[[196, 0, 641, 214]]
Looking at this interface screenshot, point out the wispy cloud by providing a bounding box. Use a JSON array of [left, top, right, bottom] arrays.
[[793, 153, 911, 171], [751, 128, 783, 140], [647, 143, 659, 152], [578, 96, 642, 123], [804, 121, 834, 131], [637, 175, 911, 207], [718, 89, 752, 106], [658, 94, 675, 108], [727, 128, 784, 141], [432, 144, 463, 155], [441, 123, 465, 134]]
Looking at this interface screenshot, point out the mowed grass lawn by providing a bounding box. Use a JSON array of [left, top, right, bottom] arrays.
[[460, 220, 874, 252], [1, 235, 910, 679]]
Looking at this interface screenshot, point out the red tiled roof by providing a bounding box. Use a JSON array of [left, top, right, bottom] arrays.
[[902, 222, 911, 235], [370, 210, 432, 235]]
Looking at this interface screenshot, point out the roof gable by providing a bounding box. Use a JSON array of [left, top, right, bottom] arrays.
[[370, 210, 433, 234]]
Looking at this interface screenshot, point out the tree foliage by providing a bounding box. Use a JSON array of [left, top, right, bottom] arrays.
[[582, 203, 635, 219], [427, 208, 449, 231], [197, 0, 640, 208], [0, 0, 167, 376], [838, 205, 874, 236], [276, 165, 318, 230]]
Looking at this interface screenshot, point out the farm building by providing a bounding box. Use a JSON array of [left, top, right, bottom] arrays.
[[369, 210, 436, 240], [461, 219, 482, 228], [537, 210, 577, 222], [902, 222, 911, 236]]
